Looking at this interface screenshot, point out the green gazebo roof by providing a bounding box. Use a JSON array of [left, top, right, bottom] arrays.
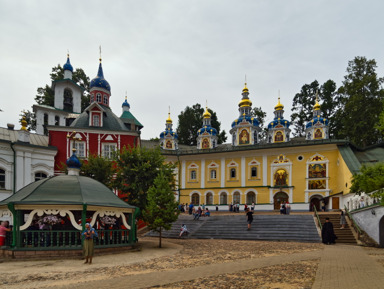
[[0, 175, 135, 209]]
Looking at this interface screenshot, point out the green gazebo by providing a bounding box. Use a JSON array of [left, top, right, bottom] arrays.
[[0, 174, 139, 254]]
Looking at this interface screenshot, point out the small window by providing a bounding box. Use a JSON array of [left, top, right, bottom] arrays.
[[102, 143, 117, 159], [96, 93, 102, 102], [230, 168, 236, 178], [251, 167, 257, 177], [191, 170, 197, 180], [90, 94, 94, 102], [103, 95, 108, 105], [210, 169, 217, 179], [0, 169, 5, 189], [93, 114, 100, 126], [74, 142, 86, 158], [55, 116, 60, 126], [35, 172, 47, 181]]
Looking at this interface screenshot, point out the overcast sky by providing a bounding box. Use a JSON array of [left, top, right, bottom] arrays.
[[1, 0, 384, 141]]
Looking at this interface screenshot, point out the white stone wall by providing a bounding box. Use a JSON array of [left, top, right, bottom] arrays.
[[351, 206, 384, 245]]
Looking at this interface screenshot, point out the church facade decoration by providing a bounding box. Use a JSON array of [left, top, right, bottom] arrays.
[[267, 97, 291, 143], [160, 111, 178, 150], [196, 106, 218, 150], [305, 93, 329, 140]]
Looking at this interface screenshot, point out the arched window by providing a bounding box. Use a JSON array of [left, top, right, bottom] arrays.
[[103, 95, 108, 105], [210, 169, 217, 179], [63, 88, 73, 112], [191, 170, 197, 180], [90, 94, 94, 102], [191, 193, 200, 205], [0, 169, 5, 189], [206, 192, 213, 205], [43, 113, 49, 135], [230, 168, 236, 179], [220, 192, 227, 205], [246, 192, 256, 204], [35, 172, 47, 181], [96, 93, 102, 103], [233, 191, 240, 204]]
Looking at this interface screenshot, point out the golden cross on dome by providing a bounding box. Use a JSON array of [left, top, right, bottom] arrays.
[[125, 91, 127, 100], [67, 49, 70, 58], [99, 45, 102, 62]]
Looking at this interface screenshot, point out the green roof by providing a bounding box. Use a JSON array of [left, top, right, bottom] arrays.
[[0, 175, 135, 209], [338, 145, 362, 174], [70, 106, 131, 132], [120, 110, 143, 128]]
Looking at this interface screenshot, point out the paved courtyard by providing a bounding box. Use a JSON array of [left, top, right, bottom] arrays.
[[1, 237, 384, 289]]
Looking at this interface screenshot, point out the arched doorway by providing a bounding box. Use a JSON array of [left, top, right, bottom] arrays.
[[273, 191, 289, 210], [246, 192, 256, 204], [310, 195, 322, 212], [191, 193, 200, 205], [380, 216, 384, 247]]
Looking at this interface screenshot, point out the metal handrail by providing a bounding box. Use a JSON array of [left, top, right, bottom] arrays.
[[344, 206, 362, 235], [313, 206, 322, 230]]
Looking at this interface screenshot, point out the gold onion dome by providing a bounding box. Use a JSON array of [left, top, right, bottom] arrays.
[[203, 106, 211, 118], [274, 97, 284, 111], [238, 83, 252, 107], [166, 112, 172, 124]]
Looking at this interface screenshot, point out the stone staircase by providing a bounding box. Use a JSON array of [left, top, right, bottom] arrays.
[[318, 213, 357, 244], [146, 214, 321, 243]]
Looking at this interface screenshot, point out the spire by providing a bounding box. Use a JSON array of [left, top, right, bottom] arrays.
[[238, 81, 252, 108], [166, 106, 172, 124], [314, 90, 321, 111]]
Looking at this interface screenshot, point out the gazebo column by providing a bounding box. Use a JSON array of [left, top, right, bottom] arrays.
[[7, 203, 18, 248], [81, 204, 87, 231], [129, 207, 140, 243]]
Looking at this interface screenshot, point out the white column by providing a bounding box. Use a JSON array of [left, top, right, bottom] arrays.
[[221, 158, 225, 187], [263, 155, 267, 186], [201, 159, 205, 189], [269, 189, 273, 204], [289, 188, 293, 203], [241, 157, 245, 187], [181, 160, 186, 189]]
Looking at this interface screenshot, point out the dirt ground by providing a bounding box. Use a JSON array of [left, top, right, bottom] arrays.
[[0, 237, 322, 289]]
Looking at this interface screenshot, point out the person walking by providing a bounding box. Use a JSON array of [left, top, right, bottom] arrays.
[[322, 218, 337, 245], [246, 208, 253, 231], [179, 224, 189, 238], [340, 210, 346, 229], [82, 223, 97, 264], [0, 221, 11, 247]]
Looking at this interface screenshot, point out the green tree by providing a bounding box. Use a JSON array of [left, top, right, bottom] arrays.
[[176, 104, 227, 146], [80, 153, 114, 189], [21, 64, 91, 130], [335, 57, 384, 147], [113, 146, 176, 214], [251, 106, 267, 139], [143, 170, 179, 248], [290, 80, 339, 137], [350, 162, 384, 204]]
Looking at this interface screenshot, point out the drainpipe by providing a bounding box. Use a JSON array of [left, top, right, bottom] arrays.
[[10, 142, 16, 194]]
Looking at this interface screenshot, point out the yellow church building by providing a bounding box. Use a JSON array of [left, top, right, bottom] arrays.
[[154, 84, 377, 212]]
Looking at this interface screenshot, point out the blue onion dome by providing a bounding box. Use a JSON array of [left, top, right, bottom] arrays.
[[231, 115, 260, 128], [268, 118, 290, 129], [66, 152, 82, 169], [63, 54, 73, 72], [90, 60, 111, 92], [160, 129, 178, 139], [306, 117, 329, 129], [197, 125, 218, 136], [122, 97, 130, 108]]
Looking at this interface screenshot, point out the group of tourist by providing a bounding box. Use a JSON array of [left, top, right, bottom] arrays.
[[279, 201, 291, 215]]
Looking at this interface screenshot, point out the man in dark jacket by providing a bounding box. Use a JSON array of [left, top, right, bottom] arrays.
[[322, 218, 337, 244]]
